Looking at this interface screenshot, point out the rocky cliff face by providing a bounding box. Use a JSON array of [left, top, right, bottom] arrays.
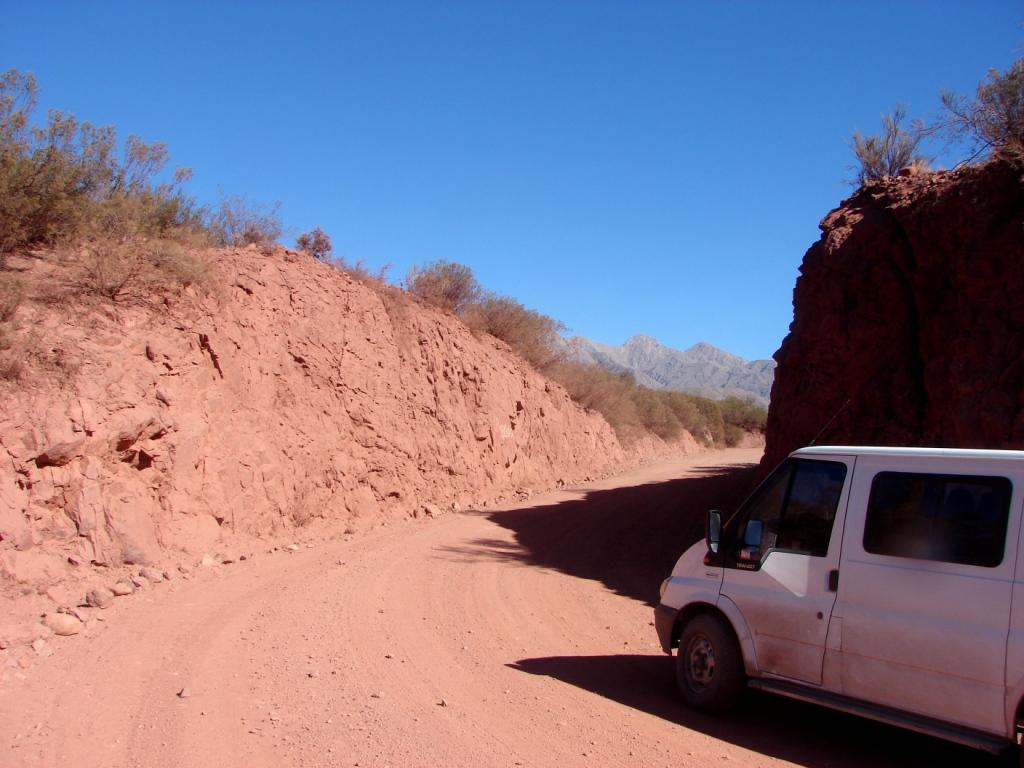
[[763, 159, 1024, 471], [0, 246, 660, 589]]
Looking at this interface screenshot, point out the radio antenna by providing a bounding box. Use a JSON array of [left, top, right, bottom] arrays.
[[808, 398, 851, 447]]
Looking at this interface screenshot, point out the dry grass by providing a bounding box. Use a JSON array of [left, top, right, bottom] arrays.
[[81, 242, 146, 300], [0, 273, 22, 380], [463, 295, 565, 371], [148, 242, 212, 289], [406, 260, 481, 314], [75, 237, 213, 301]]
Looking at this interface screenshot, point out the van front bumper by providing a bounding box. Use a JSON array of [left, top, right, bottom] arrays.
[[654, 603, 677, 654]]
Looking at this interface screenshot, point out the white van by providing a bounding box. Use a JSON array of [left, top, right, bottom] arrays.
[[655, 446, 1024, 758]]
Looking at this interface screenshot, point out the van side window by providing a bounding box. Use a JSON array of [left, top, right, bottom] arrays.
[[733, 459, 848, 559], [863, 473, 1012, 567]]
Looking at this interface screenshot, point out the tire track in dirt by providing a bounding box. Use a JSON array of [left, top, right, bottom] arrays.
[[0, 448, 997, 767]]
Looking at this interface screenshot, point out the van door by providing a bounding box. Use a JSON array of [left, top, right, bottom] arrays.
[[719, 455, 854, 685], [834, 457, 1019, 734]]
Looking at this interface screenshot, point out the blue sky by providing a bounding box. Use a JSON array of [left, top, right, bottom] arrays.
[[3, 2, 1021, 360]]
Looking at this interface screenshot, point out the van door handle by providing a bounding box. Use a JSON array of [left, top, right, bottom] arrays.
[[827, 569, 840, 592]]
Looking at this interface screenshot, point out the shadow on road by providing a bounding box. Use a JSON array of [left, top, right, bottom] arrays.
[[510, 654, 1000, 768], [472, 462, 759, 606]]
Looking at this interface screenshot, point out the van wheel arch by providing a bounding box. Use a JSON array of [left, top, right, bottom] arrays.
[[671, 603, 731, 649]]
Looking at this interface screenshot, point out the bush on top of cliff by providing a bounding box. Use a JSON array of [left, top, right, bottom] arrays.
[[0, 70, 207, 258], [207, 195, 283, 248], [850, 104, 929, 185], [849, 57, 1024, 183], [939, 58, 1024, 164], [0, 68, 285, 272], [406, 260, 483, 313], [296, 227, 333, 260]]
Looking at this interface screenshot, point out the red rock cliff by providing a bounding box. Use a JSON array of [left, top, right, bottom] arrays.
[[0, 246, 649, 583], [763, 159, 1024, 472]]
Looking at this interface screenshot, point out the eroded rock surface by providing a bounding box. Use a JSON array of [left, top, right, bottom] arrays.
[[1, 246, 672, 602], [763, 159, 1024, 471]]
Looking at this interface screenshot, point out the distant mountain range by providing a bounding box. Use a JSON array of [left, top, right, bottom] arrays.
[[567, 334, 775, 406]]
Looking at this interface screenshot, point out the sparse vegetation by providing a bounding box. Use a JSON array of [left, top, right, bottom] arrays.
[[147, 241, 211, 288], [296, 227, 333, 260], [850, 57, 1024, 183], [0, 273, 22, 380], [81, 242, 145, 300], [406, 260, 482, 313], [407, 257, 767, 445], [208, 195, 282, 247], [0, 69, 208, 258], [850, 104, 929, 185], [463, 294, 566, 370], [938, 58, 1024, 163], [0, 65, 282, 302], [1, 67, 765, 444], [552, 359, 761, 446]]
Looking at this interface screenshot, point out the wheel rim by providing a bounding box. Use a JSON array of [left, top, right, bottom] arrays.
[[684, 633, 716, 691]]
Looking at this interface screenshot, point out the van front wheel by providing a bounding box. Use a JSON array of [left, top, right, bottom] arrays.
[[675, 614, 745, 713]]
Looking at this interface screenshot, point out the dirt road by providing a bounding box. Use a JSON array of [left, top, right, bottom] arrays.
[[0, 449, 997, 767]]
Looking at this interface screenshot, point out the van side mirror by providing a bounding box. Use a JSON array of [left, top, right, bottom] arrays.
[[706, 510, 722, 554]]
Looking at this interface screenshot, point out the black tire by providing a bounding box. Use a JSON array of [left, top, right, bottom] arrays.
[[675, 613, 745, 713]]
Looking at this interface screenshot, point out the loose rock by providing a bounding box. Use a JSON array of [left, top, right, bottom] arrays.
[[140, 567, 165, 583], [31, 638, 52, 656], [44, 613, 82, 636], [86, 588, 114, 609], [111, 581, 134, 597]]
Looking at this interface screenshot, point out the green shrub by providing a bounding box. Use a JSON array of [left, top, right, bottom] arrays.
[[406, 259, 482, 313]]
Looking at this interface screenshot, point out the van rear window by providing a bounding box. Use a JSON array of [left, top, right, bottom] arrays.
[[863, 472, 1012, 567]]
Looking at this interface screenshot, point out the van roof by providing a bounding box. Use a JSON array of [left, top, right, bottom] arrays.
[[792, 446, 1024, 460]]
